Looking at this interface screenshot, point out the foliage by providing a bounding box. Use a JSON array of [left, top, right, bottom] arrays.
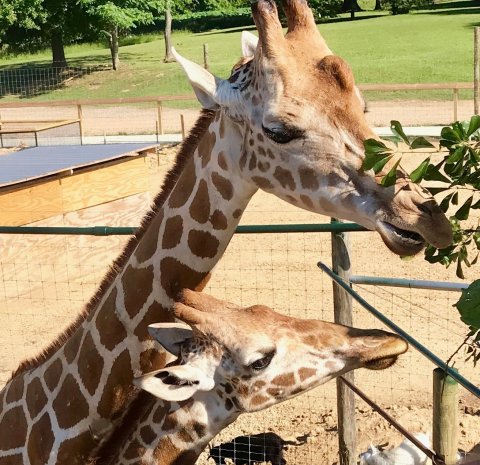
[[363, 117, 480, 365], [380, 0, 433, 14]]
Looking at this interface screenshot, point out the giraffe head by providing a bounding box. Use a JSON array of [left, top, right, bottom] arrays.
[[171, 0, 452, 257], [134, 290, 407, 413]]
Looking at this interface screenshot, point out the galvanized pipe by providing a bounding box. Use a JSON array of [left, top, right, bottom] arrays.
[[350, 275, 468, 292], [318, 262, 480, 400]]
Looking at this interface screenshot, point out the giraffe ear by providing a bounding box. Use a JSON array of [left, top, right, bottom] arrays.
[[148, 322, 193, 357], [172, 47, 240, 110], [134, 365, 211, 402], [241, 31, 259, 57]]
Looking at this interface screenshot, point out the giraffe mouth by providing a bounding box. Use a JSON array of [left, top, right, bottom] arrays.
[[378, 221, 426, 256]]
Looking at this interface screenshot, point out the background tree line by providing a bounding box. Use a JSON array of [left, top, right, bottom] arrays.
[[0, 0, 433, 70]]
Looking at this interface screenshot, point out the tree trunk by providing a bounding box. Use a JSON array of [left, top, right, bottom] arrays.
[[374, 0, 383, 10], [164, 4, 175, 63], [341, 0, 363, 17], [108, 25, 119, 71], [51, 31, 67, 68]]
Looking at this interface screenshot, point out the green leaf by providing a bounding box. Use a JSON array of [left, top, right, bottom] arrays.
[[401, 255, 415, 261], [439, 193, 453, 213], [364, 139, 390, 154], [381, 136, 400, 146], [424, 164, 451, 183], [410, 137, 435, 149], [446, 147, 465, 164], [409, 157, 430, 183], [471, 198, 480, 209], [452, 192, 459, 205], [455, 196, 473, 220], [381, 159, 401, 187], [456, 259, 465, 279], [372, 155, 394, 174], [441, 126, 462, 143], [467, 115, 480, 137], [427, 187, 449, 196], [390, 121, 410, 147], [455, 280, 480, 329]]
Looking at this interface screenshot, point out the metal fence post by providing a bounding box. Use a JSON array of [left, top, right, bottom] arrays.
[[77, 104, 84, 144], [453, 88, 458, 122], [331, 218, 356, 465], [433, 368, 458, 465]]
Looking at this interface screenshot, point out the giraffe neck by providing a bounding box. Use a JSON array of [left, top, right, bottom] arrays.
[[110, 391, 238, 465], [0, 111, 256, 464]]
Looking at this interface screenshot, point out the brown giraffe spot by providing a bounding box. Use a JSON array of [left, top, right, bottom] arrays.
[[257, 133, 264, 142], [217, 151, 228, 170], [162, 413, 178, 431], [5, 375, 24, 403], [153, 402, 170, 423], [210, 209, 228, 230], [135, 210, 164, 263], [171, 451, 199, 465], [140, 425, 157, 445], [266, 387, 282, 397], [299, 167, 319, 191], [233, 209, 243, 219], [286, 195, 297, 204], [298, 367, 317, 382], [25, 377, 47, 419], [232, 397, 242, 410], [300, 195, 314, 209], [160, 257, 208, 300], [188, 230, 220, 259], [248, 138, 254, 146], [258, 161, 270, 173], [239, 151, 247, 171], [162, 215, 184, 249], [122, 264, 154, 319], [134, 301, 172, 342], [319, 198, 335, 213], [250, 395, 269, 406], [191, 421, 207, 438], [0, 454, 23, 465], [252, 176, 274, 190], [237, 383, 249, 397], [178, 428, 194, 443], [325, 361, 338, 372], [219, 116, 225, 139], [199, 131, 216, 168], [291, 387, 303, 395], [267, 149, 275, 159], [124, 439, 146, 460], [249, 152, 257, 171], [0, 406, 28, 450], [224, 382, 233, 394], [44, 358, 63, 392], [258, 146, 266, 157], [252, 380, 266, 389], [53, 374, 89, 429], [274, 166, 295, 190], [95, 288, 127, 352], [190, 180, 211, 224], [168, 157, 196, 209], [212, 172, 234, 201], [55, 431, 96, 465], [271, 372, 295, 386], [78, 332, 104, 396], [216, 388, 224, 399], [63, 325, 84, 364], [139, 348, 167, 373], [27, 413, 55, 465], [97, 349, 134, 420], [214, 111, 220, 122], [225, 398, 233, 411]]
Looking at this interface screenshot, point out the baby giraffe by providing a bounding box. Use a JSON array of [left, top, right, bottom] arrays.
[[110, 290, 408, 464]]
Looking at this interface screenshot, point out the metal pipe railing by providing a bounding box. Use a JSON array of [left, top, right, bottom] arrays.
[[318, 261, 480, 400], [350, 275, 468, 292], [0, 223, 368, 236]]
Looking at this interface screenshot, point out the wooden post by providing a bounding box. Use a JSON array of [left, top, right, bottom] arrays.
[[77, 104, 84, 144], [453, 88, 458, 122], [157, 101, 163, 135], [433, 368, 458, 465], [475, 27, 479, 115], [180, 114, 186, 140], [156, 120, 159, 143], [203, 44, 210, 71], [331, 218, 356, 465]]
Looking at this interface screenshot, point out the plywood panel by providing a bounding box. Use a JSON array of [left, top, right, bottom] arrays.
[[61, 157, 149, 213], [0, 180, 63, 226]]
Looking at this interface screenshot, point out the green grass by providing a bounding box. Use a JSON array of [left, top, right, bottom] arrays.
[[0, 0, 478, 103]]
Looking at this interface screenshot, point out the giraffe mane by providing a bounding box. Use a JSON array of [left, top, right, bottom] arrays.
[[9, 109, 216, 380]]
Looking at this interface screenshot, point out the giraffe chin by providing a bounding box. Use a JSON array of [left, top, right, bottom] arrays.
[[377, 221, 426, 257], [363, 356, 399, 371]]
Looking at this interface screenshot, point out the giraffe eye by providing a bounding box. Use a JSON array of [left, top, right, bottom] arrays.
[[263, 125, 303, 144], [249, 350, 276, 371]]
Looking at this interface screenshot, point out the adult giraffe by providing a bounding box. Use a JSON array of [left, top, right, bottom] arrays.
[[0, 0, 451, 464]]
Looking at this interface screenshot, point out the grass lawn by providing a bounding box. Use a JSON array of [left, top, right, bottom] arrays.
[[0, 0, 478, 103]]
